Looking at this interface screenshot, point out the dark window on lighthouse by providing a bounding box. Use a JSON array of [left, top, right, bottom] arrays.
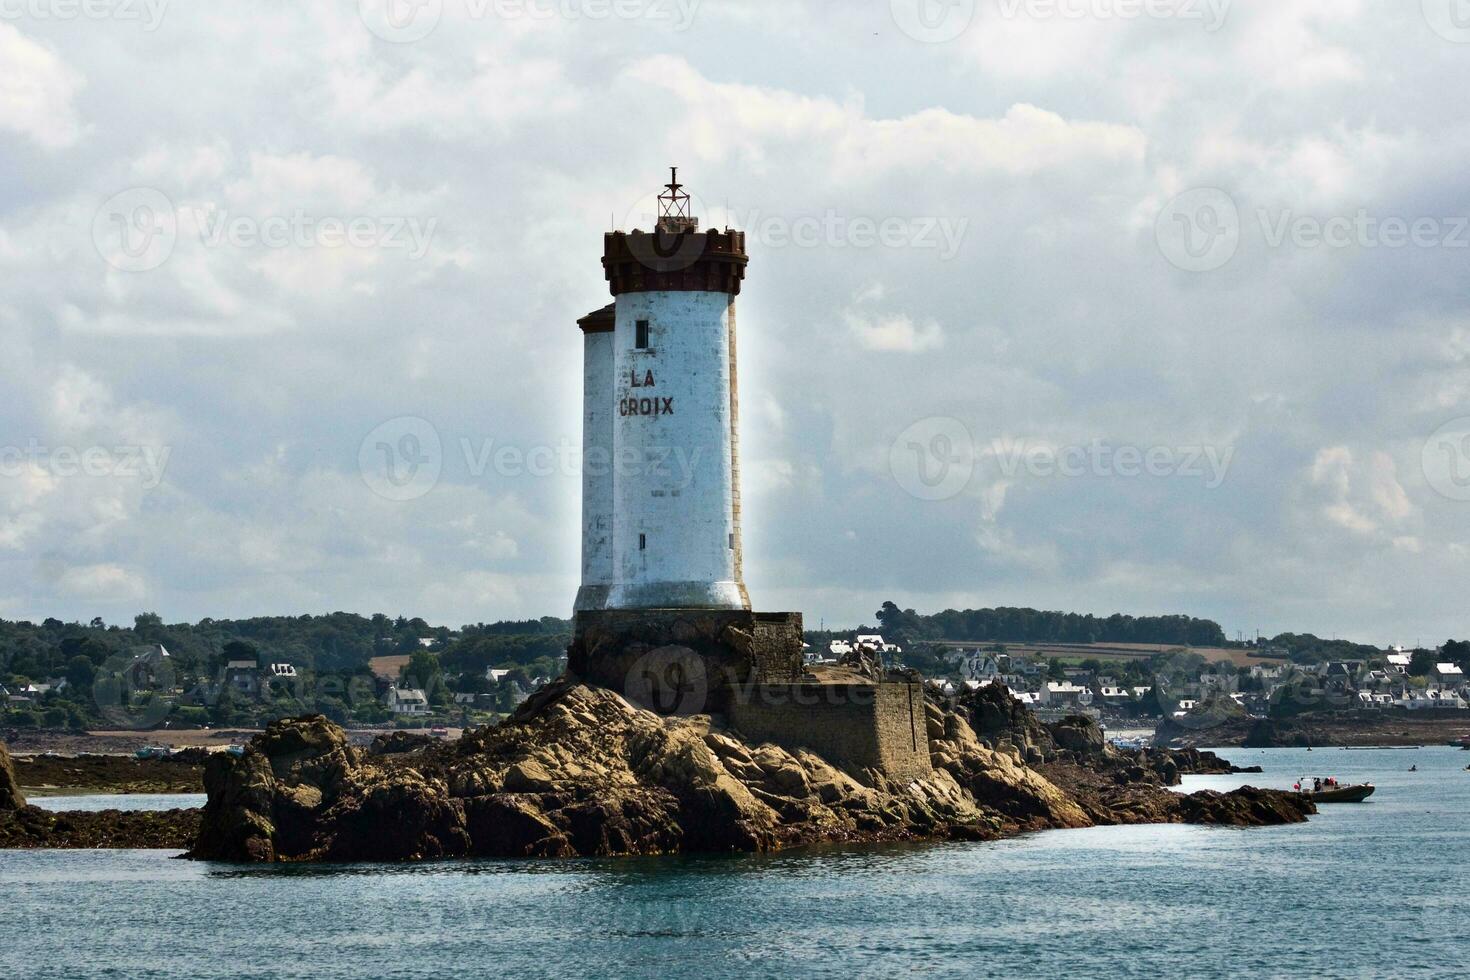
[[639, 533, 647, 551], [635, 319, 650, 349]]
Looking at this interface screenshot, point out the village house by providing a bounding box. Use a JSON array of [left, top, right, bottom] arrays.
[[225, 659, 260, 696], [126, 644, 175, 691], [385, 685, 430, 717], [1039, 681, 1093, 709], [959, 655, 1003, 683], [853, 634, 903, 657]]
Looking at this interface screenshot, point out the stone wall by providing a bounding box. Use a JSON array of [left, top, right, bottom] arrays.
[[726, 680, 931, 784], [570, 608, 803, 712]]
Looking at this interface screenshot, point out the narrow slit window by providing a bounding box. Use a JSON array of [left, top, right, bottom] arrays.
[[729, 533, 735, 550], [639, 533, 647, 551], [635, 319, 650, 349]]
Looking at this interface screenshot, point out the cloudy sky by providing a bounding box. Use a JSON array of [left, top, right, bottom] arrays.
[[2, 0, 1468, 644]]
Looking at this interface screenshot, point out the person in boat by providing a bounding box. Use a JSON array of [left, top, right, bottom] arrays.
[[1410, 765, 1418, 772], [1313, 777, 1322, 792]]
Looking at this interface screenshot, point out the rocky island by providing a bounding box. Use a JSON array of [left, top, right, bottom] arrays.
[[0, 740, 200, 849], [185, 681, 1312, 863]]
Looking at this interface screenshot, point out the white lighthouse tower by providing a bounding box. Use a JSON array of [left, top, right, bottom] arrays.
[[575, 169, 750, 612]]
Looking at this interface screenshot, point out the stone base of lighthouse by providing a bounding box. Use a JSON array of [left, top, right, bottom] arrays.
[[569, 608, 806, 705], [568, 608, 932, 783]]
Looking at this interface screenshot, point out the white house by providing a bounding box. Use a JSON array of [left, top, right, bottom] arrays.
[[1039, 681, 1093, 708], [960, 655, 1003, 682], [485, 668, 512, 684], [385, 686, 430, 716], [1433, 663, 1465, 684]]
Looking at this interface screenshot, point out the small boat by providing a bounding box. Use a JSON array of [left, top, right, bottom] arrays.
[[134, 746, 170, 760], [1295, 779, 1375, 803], [430, 726, 449, 739]]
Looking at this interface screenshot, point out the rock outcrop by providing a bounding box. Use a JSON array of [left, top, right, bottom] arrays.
[[187, 680, 1312, 864], [1, 741, 25, 811], [8, 752, 204, 795], [0, 738, 199, 848], [368, 730, 437, 756], [0, 805, 201, 849]]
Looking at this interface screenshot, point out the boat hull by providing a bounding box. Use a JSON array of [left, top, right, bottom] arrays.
[[1303, 784, 1375, 803]]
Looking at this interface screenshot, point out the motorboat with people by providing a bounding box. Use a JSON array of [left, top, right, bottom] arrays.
[[1294, 776, 1375, 803]]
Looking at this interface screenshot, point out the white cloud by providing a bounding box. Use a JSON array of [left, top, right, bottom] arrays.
[[845, 310, 944, 353], [0, 24, 84, 149]]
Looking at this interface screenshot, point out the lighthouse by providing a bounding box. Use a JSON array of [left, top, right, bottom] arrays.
[[576, 169, 750, 612], [565, 174, 930, 782]]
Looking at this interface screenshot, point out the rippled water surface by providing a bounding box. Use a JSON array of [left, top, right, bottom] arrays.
[[3, 747, 1468, 979], [28, 793, 206, 812]]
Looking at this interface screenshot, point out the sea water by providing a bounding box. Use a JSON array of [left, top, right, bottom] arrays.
[[2, 746, 1467, 979]]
